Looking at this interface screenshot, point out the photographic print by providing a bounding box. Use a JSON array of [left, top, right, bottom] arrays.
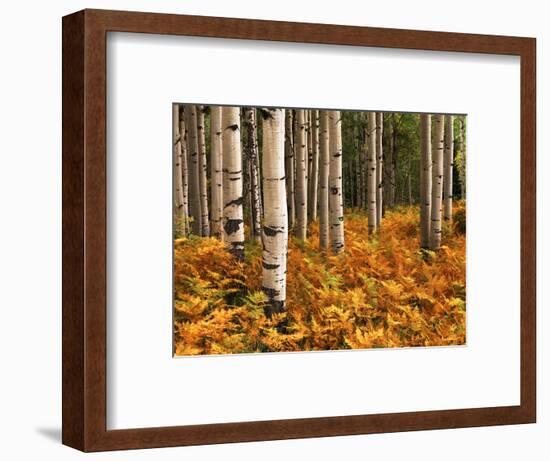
[[173, 105, 466, 356]]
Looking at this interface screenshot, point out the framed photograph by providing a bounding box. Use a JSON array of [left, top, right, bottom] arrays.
[[62, 9, 536, 452]]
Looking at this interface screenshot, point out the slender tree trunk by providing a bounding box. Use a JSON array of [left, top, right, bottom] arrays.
[[457, 117, 466, 200], [376, 112, 384, 229], [389, 114, 397, 208], [295, 109, 308, 239], [285, 110, 295, 230], [420, 114, 432, 248], [244, 108, 262, 244], [221, 107, 245, 259], [185, 105, 202, 235], [196, 106, 210, 236], [328, 110, 345, 254], [307, 111, 313, 209], [443, 114, 454, 222], [260, 108, 288, 316], [366, 112, 377, 234], [179, 110, 189, 236], [430, 115, 445, 250], [173, 104, 186, 236], [319, 110, 330, 251], [360, 117, 367, 210], [210, 106, 223, 240], [355, 154, 361, 210], [308, 110, 320, 222], [408, 174, 413, 206]]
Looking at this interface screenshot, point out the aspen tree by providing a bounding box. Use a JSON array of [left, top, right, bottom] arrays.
[[222, 107, 245, 259], [420, 113, 432, 248], [430, 114, 445, 250], [179, 108, 189, 236], [210, 106, 223, 239], [456, 117, 466, 200], [384, 114, 397, 209], [185, 105, 202, 235], [173, 104, 186, 236], [443, 114, 454, 222], [328, 110, 345, 253], [367, 112, 377, 234], [376, 112, 384, 229], [243, 108, 262, 244], [196, 106, 210, 236], [285, 110, 295, 229], [319, 110, 330, 250], [295, 109, 308, 239], [308, 110, 320, 222], [260, 108, 288, 316]]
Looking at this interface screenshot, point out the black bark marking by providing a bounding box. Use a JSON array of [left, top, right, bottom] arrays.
[[263, 226, 284, 237], [224, 219, 243, 235], [225, 196, 244, 207], [226, 124, 239, 132], [262, 262, 280, 270]]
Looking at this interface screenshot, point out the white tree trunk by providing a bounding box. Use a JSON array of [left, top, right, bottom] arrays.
[[367, 112, 377, 234], [308, 110, 320, 222], [306, 111, 314, 220], [222, 107, 245, 258], [458, 117, 466, 199], [443, 114, 454, 222], [376, 112, 384, 228], [173, 104, 186, 236], [185, 105, 202, 235], [179, 109, 189, 236], [196, 106, 210, 237], [210, 106, 223, 240], [430, 114, 445, 250], [328, 110, 345, 254], [244, 108, 262, 244], [295, 109, 308, 239], [260, 108, 288, 316], [420, 114, 432, 248], [319, 110, 330, 250], [285, 110, 295, 230]]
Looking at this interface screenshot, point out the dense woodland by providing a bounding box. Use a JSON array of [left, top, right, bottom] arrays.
[[173, 105, 467, 355]]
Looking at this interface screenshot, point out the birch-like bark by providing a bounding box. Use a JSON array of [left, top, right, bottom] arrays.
[[210, 106, 223, 240], [179, 108, 189, 236], [430, 114, 445, 250], [420, 114, 432, 248], [173, 104, 186, 236], [185, 105, 202, 235], [328, 110, 345, 254], [376, 112, 384, 229], [443, 114, 454, 222], [243, 108, 262, 244], [295, 109, 308, 239], [285, 110, 295, 229], [222, 107, 245, 259], [307, 111, 313, 202], [308, 110, 320, 222], [367, 112, 377, 234], [196, 106, 210, 236], [385, 114, 397, 208], [319, 110, 330, 250], [456, 117, 466, 200], [260, 108, 288, 316]]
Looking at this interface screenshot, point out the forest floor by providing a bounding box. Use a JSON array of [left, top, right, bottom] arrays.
[[173, 203, 466, 356]]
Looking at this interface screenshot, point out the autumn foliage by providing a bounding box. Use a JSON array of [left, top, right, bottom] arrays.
[[174, 203, 466, 356]]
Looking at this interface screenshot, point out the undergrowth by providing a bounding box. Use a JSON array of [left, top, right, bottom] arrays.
[[173, 203, 466, 355]]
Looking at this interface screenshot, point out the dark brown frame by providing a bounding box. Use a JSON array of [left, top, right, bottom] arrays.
[[62, 8, 536, 452]]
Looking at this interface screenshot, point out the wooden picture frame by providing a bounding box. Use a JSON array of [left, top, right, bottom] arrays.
[[62, 8, 536, 452]]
